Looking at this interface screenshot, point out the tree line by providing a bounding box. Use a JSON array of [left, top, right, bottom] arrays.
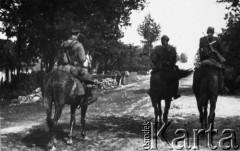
[[217, 0, 240, 92], [1, 0, 239, 92], [0, 0, 148, 77]]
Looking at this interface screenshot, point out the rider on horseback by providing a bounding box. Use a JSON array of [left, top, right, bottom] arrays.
[[150, 35, 181, 100], [194, 26, 227, 94], [57, 28, 98, 105]]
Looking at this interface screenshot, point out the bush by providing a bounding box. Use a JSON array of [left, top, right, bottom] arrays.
[[0, 72, 44, 101]]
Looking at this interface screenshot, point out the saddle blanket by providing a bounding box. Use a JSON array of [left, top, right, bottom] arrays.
[[52, 65, 81, 77], [70, 78, 85, 96]]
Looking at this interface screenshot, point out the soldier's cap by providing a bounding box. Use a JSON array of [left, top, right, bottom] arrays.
[[207, 26, 215, 34], [161, 35, 169, 42], [71, 29, 80, 35]]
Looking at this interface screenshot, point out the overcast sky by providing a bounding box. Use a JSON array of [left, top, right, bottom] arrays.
[[121, 0, 228, 66]]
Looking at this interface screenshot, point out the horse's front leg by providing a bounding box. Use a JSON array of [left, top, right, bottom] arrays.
[[150, 96, 159, 128], [157, 100, 163, 128], [196, 98, 204, 129], [80, 105, 88, 139], [208, 96, 217, 129], [203, 105, 208, 129], [67, 104, 77, 145], [163, 98, 171, 124], [200, 94, 208, 129]]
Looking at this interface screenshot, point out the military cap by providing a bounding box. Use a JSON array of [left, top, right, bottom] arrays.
[[207, 26, 215, 34], [71, 28, 80, 35], [161, 35, 169, 42]]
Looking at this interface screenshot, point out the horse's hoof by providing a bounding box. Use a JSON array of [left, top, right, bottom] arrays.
[[67, 139, 73, 145]]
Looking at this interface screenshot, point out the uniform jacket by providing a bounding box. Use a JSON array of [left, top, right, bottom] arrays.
[[150, 44, 177, 69], [58, 37, 86, 66], [199, 35, 224, 62]]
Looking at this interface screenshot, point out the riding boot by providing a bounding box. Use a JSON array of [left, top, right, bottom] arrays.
[[173, 80, 181, 100], [219, 70, 229, 94]]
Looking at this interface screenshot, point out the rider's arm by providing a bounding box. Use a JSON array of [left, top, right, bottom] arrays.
[[216, 38, 224, 55], [76, 43, 86, 64]]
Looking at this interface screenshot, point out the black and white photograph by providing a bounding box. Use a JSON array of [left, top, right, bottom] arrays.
[[1, 0, 240, 150]]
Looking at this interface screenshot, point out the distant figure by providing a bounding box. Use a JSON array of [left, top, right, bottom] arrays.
[[115, 71, 122, 85], [125, 71, 130, 77], [121, 71, 125, 85]]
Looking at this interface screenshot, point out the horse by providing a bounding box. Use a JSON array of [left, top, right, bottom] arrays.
[[43, 70, 95, 150], [149, 68, 192, 127], [193, 65, 221, 129]]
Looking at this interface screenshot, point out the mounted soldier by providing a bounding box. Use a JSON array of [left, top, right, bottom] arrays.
[[194, 26, 227, 93], [193, 27, 227, 129], [56, 28, 98, 105], [150, 35, 181, 100], [148, 35, 192, 125]]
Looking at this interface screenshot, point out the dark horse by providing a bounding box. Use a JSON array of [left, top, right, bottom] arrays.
[[149, 69, 192, 126], [193, 65, 221, 129], [43, 70, 92, 150]]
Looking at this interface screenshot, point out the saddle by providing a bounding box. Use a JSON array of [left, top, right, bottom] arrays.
[[201, 58, 222, 69], [52, 65, 85, 96]]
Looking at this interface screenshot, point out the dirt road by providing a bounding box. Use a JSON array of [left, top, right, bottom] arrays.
[[1, 75, 240, 151]]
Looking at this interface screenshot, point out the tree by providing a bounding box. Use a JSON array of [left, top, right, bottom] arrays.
[[0, 39, 15, 84], [217, 0, 240, 73], [137, 13, 161, 56], [216, 0, 240, 92], [0, 0, 147, 75]]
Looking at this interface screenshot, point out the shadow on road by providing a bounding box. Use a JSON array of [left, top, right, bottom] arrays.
[[3, 111, 239, 150]]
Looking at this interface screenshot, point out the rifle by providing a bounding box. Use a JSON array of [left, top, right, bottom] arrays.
[[202, 32, 226, 63], [63, 40, 74, 65]]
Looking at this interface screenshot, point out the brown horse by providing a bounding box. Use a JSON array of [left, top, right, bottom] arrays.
[[193, 65, 221, 129], [149, 69, 192, 127], [43, 70, 93, 151]]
